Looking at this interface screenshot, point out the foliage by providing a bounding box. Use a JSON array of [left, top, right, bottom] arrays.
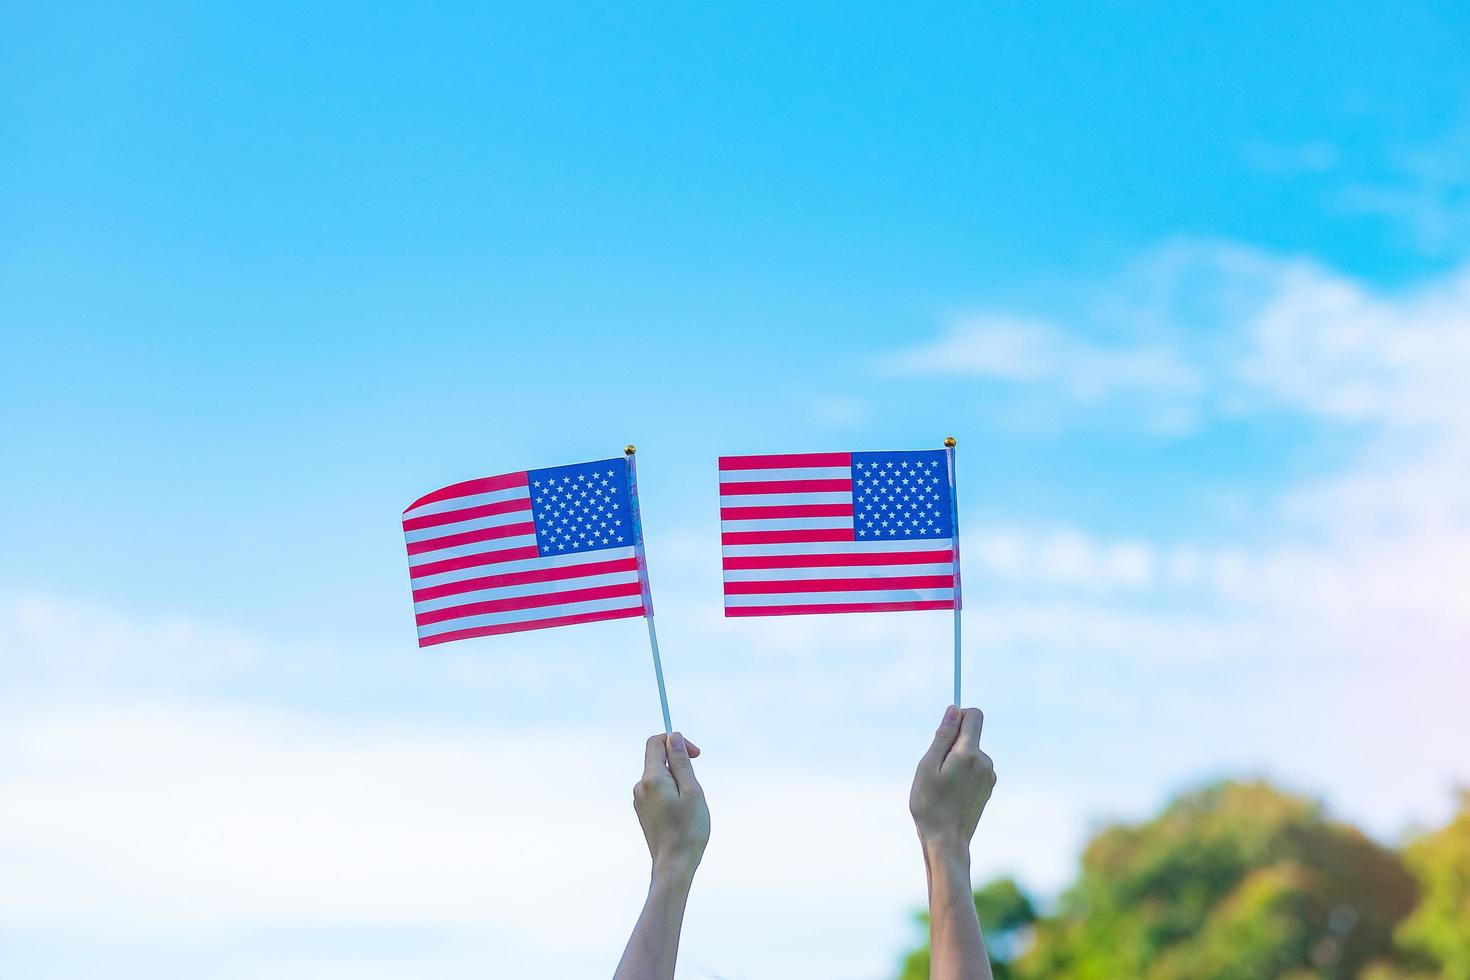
[[1390, 790, 1470, 980], [899, 877, 1037, 980], [896, 780, 1450, 980]]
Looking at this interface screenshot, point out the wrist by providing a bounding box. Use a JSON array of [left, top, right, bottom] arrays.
[[650, 856, 700, 889], [920, 835, 972, 872]]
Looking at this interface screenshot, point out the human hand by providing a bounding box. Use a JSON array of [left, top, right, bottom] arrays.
[[909, 705, 996, 856], [633, 732, 710, 883]]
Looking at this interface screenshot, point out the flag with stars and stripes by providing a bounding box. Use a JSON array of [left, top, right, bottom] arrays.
[[718, 450, 961, 617], [403, 457, 652, 647]]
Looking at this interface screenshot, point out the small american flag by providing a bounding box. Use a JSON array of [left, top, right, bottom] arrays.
[[404, 457, 651, 647], [719, 450, 961, 617]]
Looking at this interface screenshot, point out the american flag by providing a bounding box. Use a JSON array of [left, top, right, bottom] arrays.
[[403, 457, 651, 647], [718, 450, 960, 617]]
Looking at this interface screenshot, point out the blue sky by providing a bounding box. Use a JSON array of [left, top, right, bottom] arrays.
[[4, 4, 1470, 978]]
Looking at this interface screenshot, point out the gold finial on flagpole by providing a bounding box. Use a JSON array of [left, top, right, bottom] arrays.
[[625, 444, 637, 456], [944, 436, 957, 448]]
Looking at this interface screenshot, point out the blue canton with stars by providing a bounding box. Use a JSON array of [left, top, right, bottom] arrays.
[[527, 457, 635, 557], [851, 450, 954, 541]]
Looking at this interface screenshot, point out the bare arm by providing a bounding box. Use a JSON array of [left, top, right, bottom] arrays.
[[613, 732, 710, 980], [909, 706, 997, 980]]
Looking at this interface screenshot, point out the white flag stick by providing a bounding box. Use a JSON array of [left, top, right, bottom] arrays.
[[945, 436, 963, 707], [625, 445, 673, 735]]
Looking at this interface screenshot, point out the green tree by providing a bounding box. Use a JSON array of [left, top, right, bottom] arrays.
[[1016, 781, 1416, 980], [899, 780, 1422, 979], [1387, 790, 1470, 980], [899, 877, 1037, 980]]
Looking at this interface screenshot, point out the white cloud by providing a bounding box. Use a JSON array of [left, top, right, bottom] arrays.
[[806, 393, 871, 428], [1238, 262, 1470, 426], [0, 596, 1091, 980], [1336, 115, 1470, 256], [1241, 138, 1341, 176], [884, 314, 1199, 403]]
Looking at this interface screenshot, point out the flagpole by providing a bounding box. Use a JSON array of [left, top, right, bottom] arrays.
[[625, 445, 673, 735], [945, 436, 962, 707]]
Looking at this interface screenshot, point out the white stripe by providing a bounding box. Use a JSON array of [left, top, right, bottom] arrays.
[[409, 547, 637, 590], [723, 588, 954, 607], [403, 507, 532, 544], [408, 533, 538, 567], [721, 562, 955, 582], [721, 538, 953, 558], [719, 491, 853, 508], [720, 517, 852, 532], [414, 570, 641, 614], [404, 485, 529, 522], [417, 595, 645, 638], [717, 466, 850, 484]]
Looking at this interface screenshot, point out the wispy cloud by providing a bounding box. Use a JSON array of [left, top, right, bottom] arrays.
[[886, 241, 1470, 432], [1336, 114, 1470, 256], [883, 314, 1200, 401], [1240, 138, 1341, 177]]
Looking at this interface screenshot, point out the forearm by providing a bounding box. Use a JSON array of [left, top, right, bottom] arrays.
[[924, 843, 992, 980], [612, 869, 695, 980]]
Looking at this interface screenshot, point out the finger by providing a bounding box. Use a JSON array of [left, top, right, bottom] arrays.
[[683, 738, 702, 759], [643, 733, 671, 781], [919, 705, 962, 772], [957, 707, 984, 755], [666, 732, 700, 794]]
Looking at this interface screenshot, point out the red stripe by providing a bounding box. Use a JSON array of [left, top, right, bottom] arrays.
[[412, 558, 639, 602], [723, 575, 955, 595], [408, 545, 541, 580], [720, 503, 854, 521], [720, 528, 855, 545], [724, 600, 955, 617], [415, 581, 644, 626], [722, 549, 953, 570], [406, 521, 536, 556], [404, 471, 528, 514], [717, 452, 851, 471], [402, 496, 531, 532], [419, 606, 644, 647], [718, 479, 852, 496]]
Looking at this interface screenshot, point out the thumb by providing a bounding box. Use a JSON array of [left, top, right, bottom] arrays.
[[919, 705, 962, 772], [666, 732, 699, 794]]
